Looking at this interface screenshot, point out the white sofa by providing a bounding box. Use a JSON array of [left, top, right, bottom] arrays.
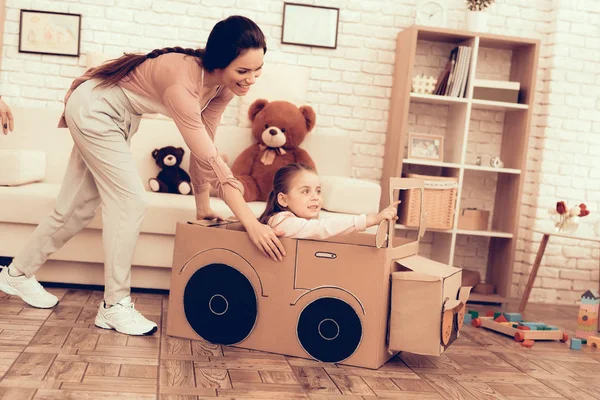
[[0, 106, 381, 290]]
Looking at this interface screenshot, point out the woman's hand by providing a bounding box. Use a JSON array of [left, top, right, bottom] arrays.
[[0, 98, 14, 135], [246, 221, 286, 262]]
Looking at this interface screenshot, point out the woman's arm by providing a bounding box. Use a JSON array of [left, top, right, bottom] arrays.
[[162, 84, 286, 261]]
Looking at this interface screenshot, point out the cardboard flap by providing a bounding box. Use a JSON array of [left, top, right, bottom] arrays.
[[188, 219, 230, 227], [391, 269, 441, 282], [395, 255, 461, 279], [443, 299, 462, 312]]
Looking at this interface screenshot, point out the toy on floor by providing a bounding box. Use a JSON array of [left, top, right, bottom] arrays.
[[576, 289, 599, 339], [587, 336, 600, 348], [472, 312, 569, 345]]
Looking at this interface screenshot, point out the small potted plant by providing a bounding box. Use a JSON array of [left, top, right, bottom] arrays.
[[549, 201, 590, 233], [465, 0, 495, 32]]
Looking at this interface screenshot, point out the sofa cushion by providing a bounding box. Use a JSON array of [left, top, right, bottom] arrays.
[[0, 150, 46, 186], [320, 176, 382, 215], [0, 182, 357, 237]]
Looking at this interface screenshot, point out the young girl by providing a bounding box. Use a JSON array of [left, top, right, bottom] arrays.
[[258, 163, 400, 239]]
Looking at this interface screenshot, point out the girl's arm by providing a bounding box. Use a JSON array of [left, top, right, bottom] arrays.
[[270, 212, 367, 239]]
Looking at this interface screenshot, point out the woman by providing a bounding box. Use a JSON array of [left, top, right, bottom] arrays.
[[0, 15, 286, 336]]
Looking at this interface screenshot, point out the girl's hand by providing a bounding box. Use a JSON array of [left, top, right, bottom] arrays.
[[246, 221, 286, 262], [377, 200, 401, 223], [0, 99, 14, 135]]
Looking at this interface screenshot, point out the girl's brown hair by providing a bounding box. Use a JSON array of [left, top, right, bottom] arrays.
[[258, 163, 316, 224], [87, 15, 267, 88]]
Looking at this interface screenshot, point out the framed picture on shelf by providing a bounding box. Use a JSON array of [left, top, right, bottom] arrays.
[[281, 2, 339, 49], [19, 9, 81, 57], [408, 133, 444, 161]]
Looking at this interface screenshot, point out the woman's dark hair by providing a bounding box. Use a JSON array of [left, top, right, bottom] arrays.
[[87, 15, 266, 88], [258, 163, 316, 224]]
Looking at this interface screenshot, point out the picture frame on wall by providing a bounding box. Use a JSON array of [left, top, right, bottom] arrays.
[[19, 9, 81, 57], [408, 133, 445, 161], [281, 2, 339, 49]]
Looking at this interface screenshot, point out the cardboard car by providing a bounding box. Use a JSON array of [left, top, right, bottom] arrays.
[[167, 178, 472, 369]]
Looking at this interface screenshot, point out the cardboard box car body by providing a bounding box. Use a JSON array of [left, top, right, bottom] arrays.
[[167, 178, 472, 369]]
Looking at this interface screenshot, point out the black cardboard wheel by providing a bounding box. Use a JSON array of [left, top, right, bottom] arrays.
[[297, 297, 362, 363], [184, 263, 257, 345]]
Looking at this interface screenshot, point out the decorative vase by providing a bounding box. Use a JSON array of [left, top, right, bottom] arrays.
[[466, 10, 489, 32]]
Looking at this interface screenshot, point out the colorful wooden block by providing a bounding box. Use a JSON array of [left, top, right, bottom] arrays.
[[486, 311, 495, 317], [517, 325, 530, 331], [464, 313, 473, 325], [570, 338, 582, 350], [521, 322, 546, 330], [468, 310, 479, 319], [494, 314, 509, 323], [503, 313, 522, 322], [521, 339, 535, 348], [494, 312, 503, 319], [587, 336, 600, 348], [576, 289, 599, 339]]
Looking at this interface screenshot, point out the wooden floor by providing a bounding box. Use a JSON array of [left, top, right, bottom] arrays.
[[1, 287, 599, 400]]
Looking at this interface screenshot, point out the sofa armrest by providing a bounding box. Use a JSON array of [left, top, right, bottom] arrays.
[[0, 150, 46, 186], [320, 175, 381, 215]]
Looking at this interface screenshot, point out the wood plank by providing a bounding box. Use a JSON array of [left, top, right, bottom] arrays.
[[538, 379, 600, 400], [458, 381, 510, 400], [81, 375, 156, 391], [229, 369, 262, 384], [259, 371, 298, 385], [290, 366, 340, 395], [421, 374, 478, 400], [85, 362, 120, 377], [328, 374, 375, 396], [120, 364, 158, 379], [127, 335, 160, 349], [216, 386, 308, 399], [190, 340, 221, 356], [3, 352, 55, 380], [29, 326, 71, 348], [44, 360, 87, 382], [193, 366, 231, 389], [392, 378, 437, 392], [33, 388, 156, 399], [47, 305, 82, 323], [160, 360, 195, 388], [56, 354, 158, 366], [163, 336, 192, 355], [159, 386, 216, 396], [489, 383, 529, 397], [0, 387, 36, 400], [62, 329, 100, 350]]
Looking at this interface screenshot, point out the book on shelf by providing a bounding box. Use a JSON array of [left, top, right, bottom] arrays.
[[434, 45, 472, 98]]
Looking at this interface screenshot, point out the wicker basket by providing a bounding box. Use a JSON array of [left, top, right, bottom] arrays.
[[398, 173, 458, 230]]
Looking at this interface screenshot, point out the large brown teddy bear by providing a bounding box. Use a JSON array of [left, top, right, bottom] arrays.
[[232, 99, 317, 202]]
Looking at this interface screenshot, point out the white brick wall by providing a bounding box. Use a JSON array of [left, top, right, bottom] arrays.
[[1, 0, 598, 304]]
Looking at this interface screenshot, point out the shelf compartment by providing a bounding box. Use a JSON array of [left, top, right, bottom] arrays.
[[410, 93, 468, 106], [407, 101, 468, 165], [465, 106, 528, 171], [471, 99, 528, 111]]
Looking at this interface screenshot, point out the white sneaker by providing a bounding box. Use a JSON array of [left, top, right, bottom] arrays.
[[94, 296, 158, 336], [0, 266, 59, 308]]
